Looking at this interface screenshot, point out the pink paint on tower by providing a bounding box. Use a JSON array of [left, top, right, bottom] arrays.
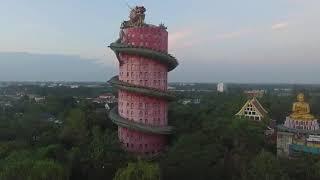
[[108, 6, 178, 156]]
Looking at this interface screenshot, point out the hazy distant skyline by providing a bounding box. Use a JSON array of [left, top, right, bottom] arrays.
[[1, 0, 320, 83]]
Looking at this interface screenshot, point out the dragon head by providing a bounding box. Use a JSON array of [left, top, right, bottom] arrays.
[[129, 6, 146, 23]]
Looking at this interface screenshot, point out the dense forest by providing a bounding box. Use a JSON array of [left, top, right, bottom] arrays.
[[1, 85, 320, 180]]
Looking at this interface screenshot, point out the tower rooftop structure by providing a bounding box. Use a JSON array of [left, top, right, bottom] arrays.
[[108, 6, 178, 156], [236, 97, 268, 121]]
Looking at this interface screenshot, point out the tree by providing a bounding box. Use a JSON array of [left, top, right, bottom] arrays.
[[247, 151, 288, 180], [0, 150, 68, 180], [60, 108, 88, 146], [281, 155, 320, 180], [86, 127, 128, 179], [161, 131, 225, 180], [113, 161, 160, 180], [28, 160, 69, 180]]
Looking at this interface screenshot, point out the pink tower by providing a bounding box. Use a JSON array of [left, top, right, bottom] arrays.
[[108, 6, 178, 156]]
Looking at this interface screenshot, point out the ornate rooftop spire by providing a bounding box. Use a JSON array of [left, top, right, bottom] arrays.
[[121, 6, 147, 29]]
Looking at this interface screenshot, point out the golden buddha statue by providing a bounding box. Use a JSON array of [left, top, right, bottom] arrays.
[[290, 93, 315, 120]]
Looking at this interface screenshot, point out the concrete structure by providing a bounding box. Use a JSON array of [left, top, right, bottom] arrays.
[[108, 6, 178, 156], [277, 120, 320, 157], [236, 97, 268, 121], [217, 82, 226, 93], [180, 98, 201, 105], [277, 93, 320, 157], [93, 93, 117, 104]]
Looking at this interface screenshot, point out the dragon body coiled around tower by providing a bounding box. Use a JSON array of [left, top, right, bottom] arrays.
[[108, 6, 178, 156]]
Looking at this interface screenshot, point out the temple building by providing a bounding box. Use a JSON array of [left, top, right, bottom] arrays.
[[108, 6, 178, 156], [236, 97, 268, 121], [277, 93, 320, 157]]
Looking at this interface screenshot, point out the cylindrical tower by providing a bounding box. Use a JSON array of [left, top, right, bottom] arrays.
[[108, 6, 178, 156]]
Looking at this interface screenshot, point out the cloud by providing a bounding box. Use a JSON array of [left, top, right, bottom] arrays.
[[271, 22, 289, 30], [214, 29, 253, 40], [168, 27, 252, 49], [168, 29, 193, 49]]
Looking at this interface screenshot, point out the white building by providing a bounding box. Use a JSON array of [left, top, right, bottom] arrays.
[[217, 82, 226, 93], [180, 98, 201, 105], [70, 85, 79, 89], [93, 93, 117, 104]]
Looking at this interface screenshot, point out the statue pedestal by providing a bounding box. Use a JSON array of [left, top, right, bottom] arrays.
[[284, 117, 319, 131]]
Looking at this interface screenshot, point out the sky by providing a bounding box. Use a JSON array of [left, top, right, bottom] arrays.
[[0, 0, 320, 83]]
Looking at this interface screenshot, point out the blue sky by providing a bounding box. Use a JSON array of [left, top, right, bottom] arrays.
[[1, 0, 320, 83]]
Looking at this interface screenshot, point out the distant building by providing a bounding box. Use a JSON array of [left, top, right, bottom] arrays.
[[105, 103, 110, 110], [28, 94, 45, 103], [273, 88, 293, 96], [70, 85, 79, 89], [40, 83, 47, 87], [180, 98, 201, 105], [236, 97, 268, 121], [244, 90, 266, 98], [217, 82, 226, 93], [181, 99, 192, 105], [193, 98, 201, 104], [93, 93, 117, 104], [48, 83, 58, 88], [34, 97, 45, 103], [40, 113, 62, 124], [0, 101, 13, 107]]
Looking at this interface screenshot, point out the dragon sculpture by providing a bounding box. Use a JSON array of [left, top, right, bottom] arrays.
[[121, 6, 147, 29], [108, 6, 178, 143]]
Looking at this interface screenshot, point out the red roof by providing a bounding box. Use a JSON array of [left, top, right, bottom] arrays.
[[236, 97, 268, 117], [251, 97, 268, 117]]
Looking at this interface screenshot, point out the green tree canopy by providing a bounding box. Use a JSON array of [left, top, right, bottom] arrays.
[[247, 150, 288, 180], [113, 160, 160, 180], [60, 108, 88, 146]]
